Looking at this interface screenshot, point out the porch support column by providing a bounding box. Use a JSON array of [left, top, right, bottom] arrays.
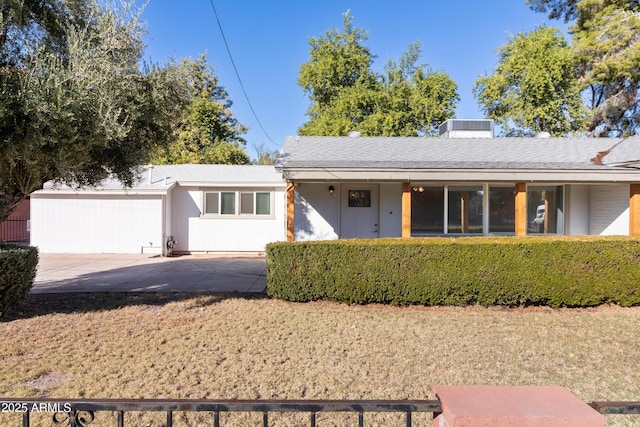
[[286, 182, 295, 242], [461, 191, 469, 234], [544, 191, 555, 234], [630, 184, 640, 236], [402, 182, 412, 238], [515, 183, 527, 236]]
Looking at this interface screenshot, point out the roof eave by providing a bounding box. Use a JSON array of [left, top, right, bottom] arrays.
[[179, 180, 288, 188], [34, 183, 177, 196], [281, 168, 640, 183]]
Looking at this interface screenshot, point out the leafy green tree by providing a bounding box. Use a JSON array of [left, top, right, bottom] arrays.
[[527, 0, 640, 136], [0, 0, 90, 66], [298, 14, 458, 137], [0, 0, 191, 221], [360, 42, 459, 136], [572, 0, 640, 135], [474, 26, 586, 136], [298, 11, 374, 110], [525, 0, 579, 21], [150, 55, 249, 165]]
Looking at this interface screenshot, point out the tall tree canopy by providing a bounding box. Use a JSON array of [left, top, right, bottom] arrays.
[[298, 11, 373, 110], [525, 0, 580, 21], [527, 0, 640, 136], [474, 26, 586, 136], [298, 12, 459, 137], [0, 0, 191, 221], [150, 55, 249, 165], [0, 0, 90, 66]]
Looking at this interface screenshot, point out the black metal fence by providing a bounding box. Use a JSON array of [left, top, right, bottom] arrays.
[[2, 398, 443, 427], [589, 401, 640, 415], [2, 398, 640, 427]]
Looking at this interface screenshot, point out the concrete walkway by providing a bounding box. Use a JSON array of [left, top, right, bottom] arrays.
[[32, 254, 267, 294]]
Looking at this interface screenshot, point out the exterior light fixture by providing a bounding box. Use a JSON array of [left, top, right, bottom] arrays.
[[328, 185, 335, 195], [412, 186, 424, 193]]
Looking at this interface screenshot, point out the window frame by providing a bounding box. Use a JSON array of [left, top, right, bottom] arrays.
[[525, 184, 565, 235], [411, 183, 562, 236], [201, 188, 275, 219]]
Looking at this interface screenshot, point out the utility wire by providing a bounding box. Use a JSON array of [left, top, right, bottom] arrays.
[[208, 0, 278, 147]]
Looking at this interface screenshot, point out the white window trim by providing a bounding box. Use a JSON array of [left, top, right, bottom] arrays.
[[201, 188, 275, 219]]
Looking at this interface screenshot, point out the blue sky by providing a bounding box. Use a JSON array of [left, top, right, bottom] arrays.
[[141, 1, 557, 159]]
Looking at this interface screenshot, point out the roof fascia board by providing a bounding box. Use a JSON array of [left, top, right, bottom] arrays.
[[283, 169, 640, 183], [34, 189, 171, 196], [35, 183, 177, 196], [178, 181, 287, 188]]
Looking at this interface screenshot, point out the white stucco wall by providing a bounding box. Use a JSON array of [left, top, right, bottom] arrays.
[[566, 184, 590, 235], [294, 182, 402, 240], [170, 185, 286, 253], [31, 194, 164, 253], [589, 184, 629, 235]]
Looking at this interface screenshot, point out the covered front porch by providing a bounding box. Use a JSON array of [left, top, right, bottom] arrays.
[[284, 181, 640, 241], [277, 133, 640, 242]]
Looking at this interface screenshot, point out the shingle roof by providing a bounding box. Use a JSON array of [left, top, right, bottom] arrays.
[[41, 164, 284, 193], [277, 135, 640, 171]]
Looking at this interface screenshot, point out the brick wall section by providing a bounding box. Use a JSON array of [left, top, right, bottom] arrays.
[[433, 385, 604, 427]]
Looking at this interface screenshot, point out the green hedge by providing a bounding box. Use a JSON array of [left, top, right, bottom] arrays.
[[0, 242, 39, 316], [266, 237, 640, 307]]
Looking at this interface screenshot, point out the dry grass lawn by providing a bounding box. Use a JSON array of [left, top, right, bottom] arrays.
[[1, 292, 639, 426]]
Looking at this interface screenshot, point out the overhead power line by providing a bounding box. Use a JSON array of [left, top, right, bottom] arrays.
[[208, 0, 278, 147]]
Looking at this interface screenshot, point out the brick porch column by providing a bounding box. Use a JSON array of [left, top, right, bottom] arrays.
[[433, 385, 604, 427]]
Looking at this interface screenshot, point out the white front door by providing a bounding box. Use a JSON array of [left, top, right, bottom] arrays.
[[340, 185, 380, 238]]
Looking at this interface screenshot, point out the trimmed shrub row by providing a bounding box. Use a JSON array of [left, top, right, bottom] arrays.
[[266, 237, 640, 307], [0, 242, 39, 317]]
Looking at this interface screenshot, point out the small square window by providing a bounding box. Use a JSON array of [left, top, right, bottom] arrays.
[[205, 193, 219, 214], [240, 192, 254, 214], [220, 192, 236, 215], [348, 190, 371, 207], [256, 192, 270, 215]]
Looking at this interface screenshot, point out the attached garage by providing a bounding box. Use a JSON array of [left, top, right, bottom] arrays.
[[31, 194, 165, 253], [30, 164, 287, 254]]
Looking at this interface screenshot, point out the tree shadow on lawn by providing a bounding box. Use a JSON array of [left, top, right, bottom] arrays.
[[2, 291, 269, 322]]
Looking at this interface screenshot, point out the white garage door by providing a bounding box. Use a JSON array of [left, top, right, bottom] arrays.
[[31, 194, 164, 253]]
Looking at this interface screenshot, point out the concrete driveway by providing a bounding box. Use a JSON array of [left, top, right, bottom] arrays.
[[32, 254, 267, 294]]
